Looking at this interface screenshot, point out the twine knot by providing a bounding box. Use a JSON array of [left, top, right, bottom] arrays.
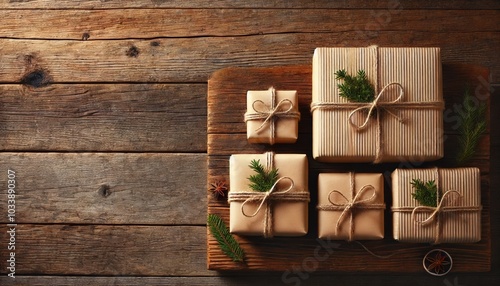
[[240, 176, 295, 218], [411, 190, 463, 226], [347, 82, 405, 130]]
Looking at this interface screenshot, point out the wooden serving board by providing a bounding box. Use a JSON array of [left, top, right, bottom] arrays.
[[207, 64, 491, 272]]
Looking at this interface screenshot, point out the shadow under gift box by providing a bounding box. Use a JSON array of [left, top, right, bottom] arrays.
[[311, 46, 444, 163], [228, 153, 308, 237], [392, 167, 482, 243]]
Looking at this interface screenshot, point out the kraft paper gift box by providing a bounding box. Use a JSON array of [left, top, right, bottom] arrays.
[[317, 172, 385, 240], [311, 46, 444, 163], [392, 167, 482, 244], [245, 88, 300, 145], [228, 152, 309, 237]]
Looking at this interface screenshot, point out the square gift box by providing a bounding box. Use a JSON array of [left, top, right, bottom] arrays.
[[392, 167, 482, 244], [228, 152, 309, 237], [317, 172, 385, 240], [245, 87, 300, 145], [311, 46, 444, 163]]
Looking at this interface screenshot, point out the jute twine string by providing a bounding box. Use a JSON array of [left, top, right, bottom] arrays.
[[317, 172, 385, 242], [227, 152, 310, 238], [391, 168, 482, 244], [244, 87, 300, 145]]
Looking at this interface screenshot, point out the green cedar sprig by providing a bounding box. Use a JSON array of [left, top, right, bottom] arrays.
[[247, 159, 279, 192], [456, 88, 487, 165], [411, 179, 439, 207], [207, 214, 245, 262], [334, 69, 375, 103]]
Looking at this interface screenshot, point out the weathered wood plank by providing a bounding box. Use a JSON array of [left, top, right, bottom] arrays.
[[0, 9, 497, 40], [0, 0, 498, 9], [0, 33, 498, 83], [1, 274, 499, 286], [207, 65, 491, 272], [0, 84, 206, 151], [0, 153, 206, 224], [0, 225, 211, 276]]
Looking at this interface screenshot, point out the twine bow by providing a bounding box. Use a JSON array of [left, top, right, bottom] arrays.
[[239, 176, 295, 218], [227, 152, 310, 238], [411, 190, 463, 226], [317, 172, 385, 241], [347, 82, 405, 130], [245, 87, 300, 145]]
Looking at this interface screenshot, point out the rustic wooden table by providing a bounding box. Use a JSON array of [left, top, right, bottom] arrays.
[[0, 1, 498, 285]]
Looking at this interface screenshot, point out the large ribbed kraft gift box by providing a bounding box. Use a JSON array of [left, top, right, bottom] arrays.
[[311, 46, 444, 163]]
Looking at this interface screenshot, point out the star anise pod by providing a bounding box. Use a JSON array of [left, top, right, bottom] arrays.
[[423, 249, 452, 276], [208, 180, 228, 199]]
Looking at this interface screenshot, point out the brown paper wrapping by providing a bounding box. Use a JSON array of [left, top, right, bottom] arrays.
[[229, 153, 308, 236], [311, 46, 444, 163], [318, 173, 384, 240], [246, 89, 299, 144], [392, 168, 482, 243]]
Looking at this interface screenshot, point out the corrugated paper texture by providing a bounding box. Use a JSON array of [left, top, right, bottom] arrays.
[[229, 153, 308, 236], [246, 89, 299, 144], [312, 46, 444, 162], [392, 168, 482, 243], [317, 173, 384, 240]]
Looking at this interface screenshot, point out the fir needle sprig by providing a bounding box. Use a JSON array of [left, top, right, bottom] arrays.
[[247, 159, 279, 192], [456, 88, 487, 165], [207, 214, 245, 262], [334, 69, 375, 103], [411, 179, 439, 207]]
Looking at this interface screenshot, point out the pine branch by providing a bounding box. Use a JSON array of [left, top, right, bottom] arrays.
[[411, 179, 439, 207], [247, 159, 279, 192], [334, 69, 375, 103], [207, 214, 245, 262], [456, 89, 487, 165]]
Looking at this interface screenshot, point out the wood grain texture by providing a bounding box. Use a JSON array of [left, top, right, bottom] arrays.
[[0, 153, 206, 224], [0, 84, 206, 151], [0, 0, 498, 9], [0, 225, 211, 276], [0, 9, 497, 40], [0, 33, 498, 83], [207, 65, 491, 272]]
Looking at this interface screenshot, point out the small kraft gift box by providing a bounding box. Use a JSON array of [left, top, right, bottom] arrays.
[[228, 152, 309, 237], [311, 46, 444, 163], [392, 167, 482, 244], [245, 87, 300, 145], [317, 172, 385, 241]]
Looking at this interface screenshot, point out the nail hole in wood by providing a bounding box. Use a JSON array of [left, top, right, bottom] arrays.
[[126, 45, 140, 58], [82, 32, 90, 41], [97, 184, 111, 198]]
